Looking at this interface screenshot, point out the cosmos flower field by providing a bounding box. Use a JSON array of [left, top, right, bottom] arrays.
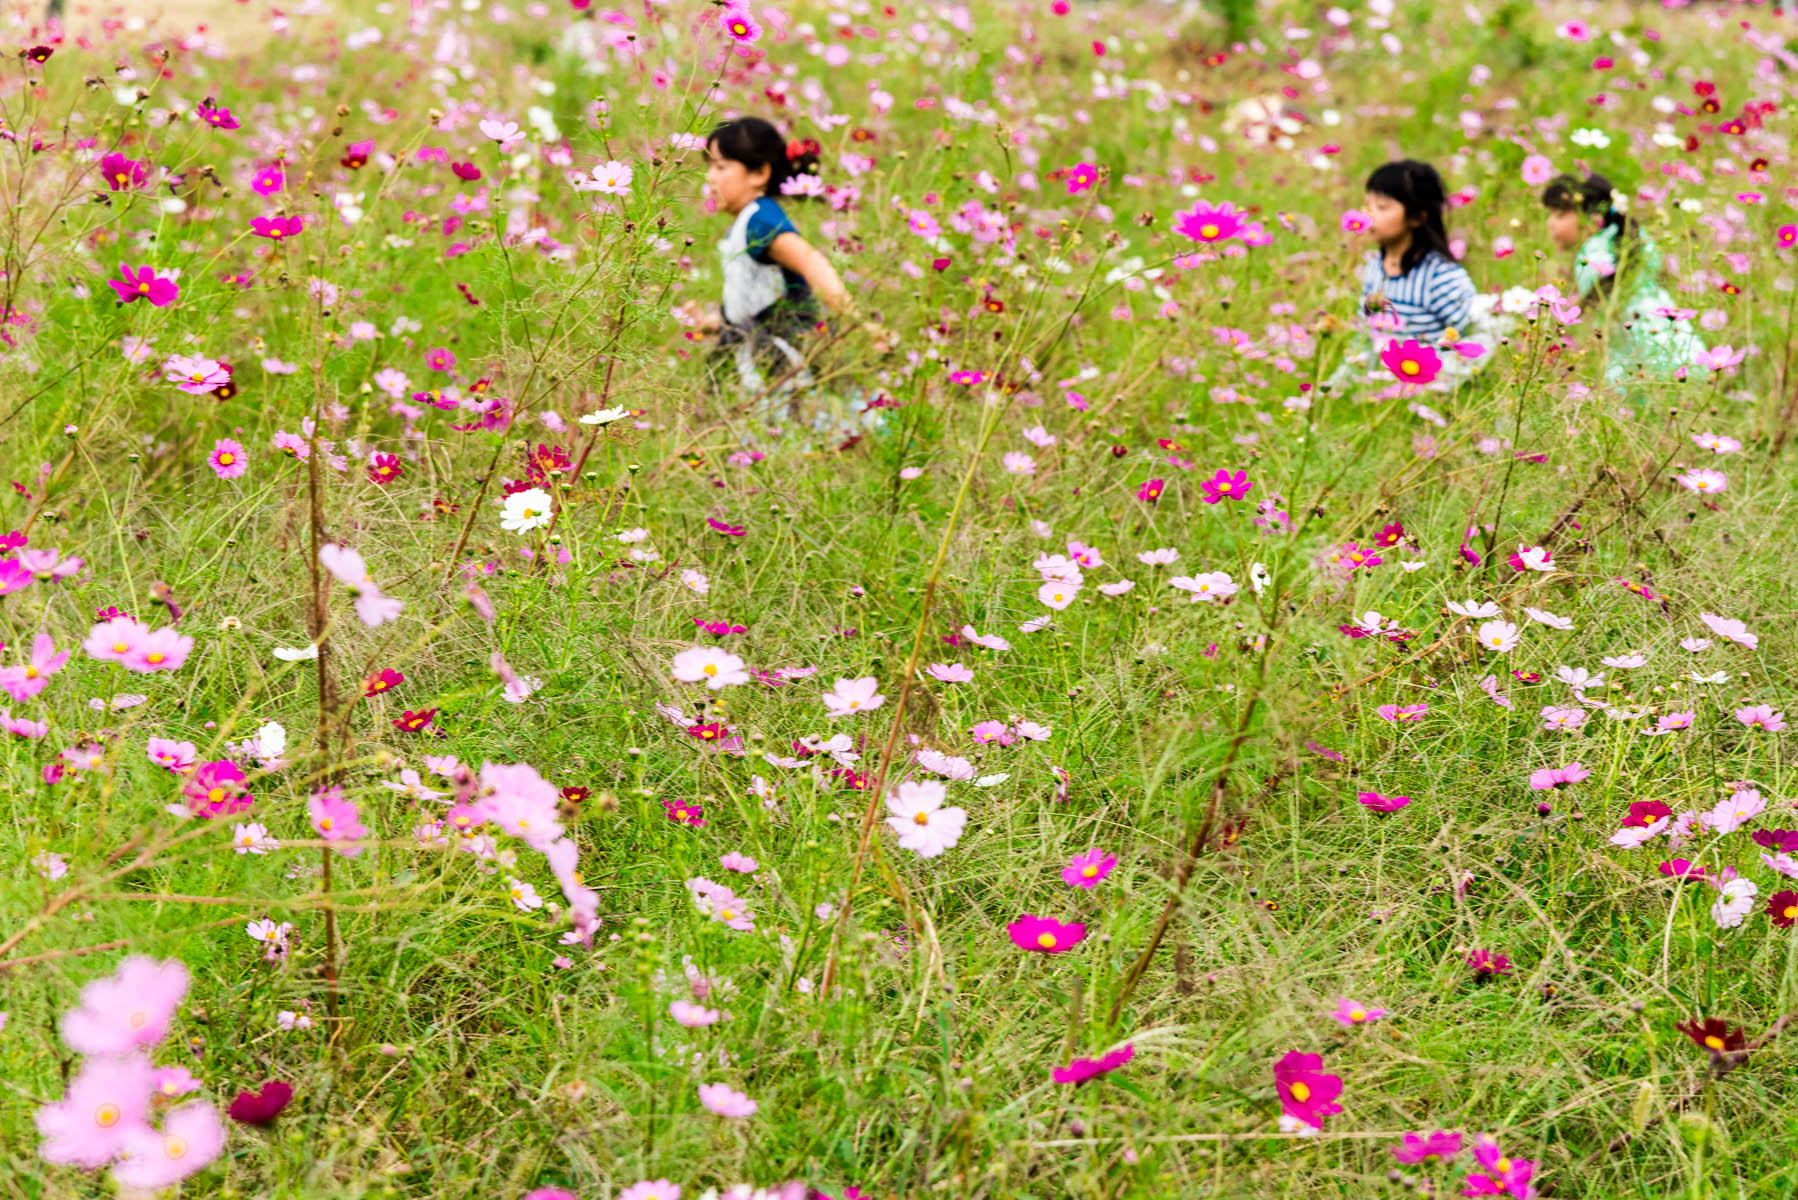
[[4, 0, 1798, 1196]]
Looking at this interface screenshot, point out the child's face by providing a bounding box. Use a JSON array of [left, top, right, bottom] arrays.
[[705, 145, 771, 215], [1546, 207, 1587, 251], [1364, 191, 1416, 244]]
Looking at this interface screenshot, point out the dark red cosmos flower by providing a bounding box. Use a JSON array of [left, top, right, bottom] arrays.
[[364, 668, 403, 697], [1751, 829, 1798, 853], [452, 161, 482, 181], [1373, 521, 1406, 547], [393, 708, 437, 733], [1768, 890, 1798, 929], [530, 444, 571, 476], [24, 45, 53, 64], [340, 140, 373, 169], [367, 453, 404, 486], [1677, 1017, 1746, 1057], [559, 786, 590, 805], [833, 767, 870, 790], [228, 1080, 293, 1126]]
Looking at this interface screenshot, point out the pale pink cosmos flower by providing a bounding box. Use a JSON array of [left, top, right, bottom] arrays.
[[1541, 706, 1588, 731], [19, 548, 83, 581], [309, 788, 370, 857], [123, 626, 193, 674], [1701, 789, 1764, 834], [620, 1181, 681, 1200], [697, 1082, 757, 1119], [0, 633, 70, 702], [961, 626, 1012, 651], [1676, 468, 1728, 496], [669, 1000, 720, 1028], [1610, 817, 1669, 848], [1, 709, 49, 738], [59, 957, 189, 1056], [925, 662, 974, 683], [1700, 612, 1757, 649], [720, 851, 758, 873], [162, 354, 230, 394], [822, 676, 885, 718], [84, 616, 149, 665], [672, 647, 750, 690], [1037, 579, 1080, 610], [146, 738, 197, 772], [110, 1101, 225, 1189], [1737, 705, 1786, 731], [35, 1052, 155, 1167], [1137, 548, 1180, 566], [884, 780, 968, 858]]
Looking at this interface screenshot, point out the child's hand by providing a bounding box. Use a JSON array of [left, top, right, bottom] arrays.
[[860, 320, 895, 354], [675, 300, 722, 335]]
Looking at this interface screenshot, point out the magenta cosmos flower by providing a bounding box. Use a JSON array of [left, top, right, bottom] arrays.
[[1061, 847, 1117, 888], [108, 264, 179, 307], [1052, 1042, 1133, 1084], [183, 760, 252, 818], [98, 151, 149, 191], [249, 214, 303, 240], [1356, 791, 1410, 814], [35, 1053, 155, 1167], [1379, 338, 1443, 385], [310, 788, 369, 856], [1136, 478, 1165, 504], [1271, 1051, 1343, 1130], [209, 439, 248, 479], [1063, 161, 1100, 194], [1007, 914, 1086, 953], [59, 956, 190, 1056], [227, 1080, 293, 1126], [719, 6, 762, 43], [1201, 468, 1253, 503], [1173, 199, 1244, 244], [1467, 949, 1513, 977], [1464, 1136, 1535, 1198]]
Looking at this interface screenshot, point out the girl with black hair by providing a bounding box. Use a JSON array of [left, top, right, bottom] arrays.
[[1357, 159, 1478, 345], [699, 116, 887, 408], [1541, 172, 1703, 384]]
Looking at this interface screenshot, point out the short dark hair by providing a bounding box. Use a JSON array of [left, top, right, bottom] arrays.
[[1542, 172, 1628, 233], [705, 116, 820, 195], [1364, 159, 1453, 274]]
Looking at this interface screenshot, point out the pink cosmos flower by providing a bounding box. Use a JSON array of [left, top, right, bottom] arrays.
[[1520, 155, 1555, 185], [108, 264, 179, 307], [208, 439, 248, 479], [35, 1053, 155, 1167], [59, 956, 189, 1056], [0, 633, 69, 702], [163, 354, 231, 394], [183, 760, 252, 818], [1173, 199, 1244, 244], [1700, 611, 1758, 649], [822, 676, 884, 717], [925, 662, 974, 684], [310, 787, 369, 856], [1063, 161, 1100, 194], [1379, 339, 1443, 385], [720, 851, 758, 873], [719, 6, 761, 43], [98, 151, 149, 191], [1340, 209, 1370, 234], [1272, 1051, 1343, 1130], [621, 1181, 682, 1200], [251, 163, 285, 195], [1007, 914, 1086, 953], [1200, 468, 1253, 503], [147, 737, 197, 772], [1528, 762, 1590, 790], [249, 214, 304, 240], [1, 709, 49, 738], [1463, 1136, 1535, 1198], [1737, 705, 1785, 731], [1356, 791, 1410, 814], [1052, 1043, 1133, 1084], [111, 1101, 225, 1189], [1392, 1130, 1463, 1164], [670, 1000, 721, 1028], [1377, 703, 1427, 722], [1061, 847, 1117, 888], [1332, 998, 1387, 1026], [120, 625, 192, 674], [697, 1082, 757, 1118], [1136, 478, 1165, 504], [1467, 949, 1512, 976]]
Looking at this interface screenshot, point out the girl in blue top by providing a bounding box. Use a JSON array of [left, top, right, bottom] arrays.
[[700, 117, 885, 408], [1358, 160, 1478, 344]]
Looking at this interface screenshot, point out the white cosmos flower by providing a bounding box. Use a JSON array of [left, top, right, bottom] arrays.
[[1712, 878, 1758, 929], [1525, 607, 1573, 630], [671, 647, 750, 690], [579, 405, 630, 426], [1477, 619, 1520, 652], [1448, 599, 1501, 619], [499, 487, 554, 534], [883, 779, 967, 857]]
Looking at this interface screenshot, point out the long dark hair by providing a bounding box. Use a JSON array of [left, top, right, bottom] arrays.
[[705, 116, 821, 197], [1365, 160, 1453, 274], [1542, 172, 1637, 295]]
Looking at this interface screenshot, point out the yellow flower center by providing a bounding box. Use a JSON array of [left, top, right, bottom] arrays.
[[1785, 906, 1797, 920], [703, 663, 718, 676], [1036, 932, 1057, 949], [138, 282, 150, 293], [848, 700, 860, 709], [207, 787, 225, 804], [1081, 865, 1099, 878], [24, 666, 37, 678], [129, 1010, 148, 1028], [219, 452, 234, 465], [913, 811, 930, 826], [1349, 1008, 1367, 1021], [1704, 1034, 1724, 1049], [719, 908, 736, 921], [320, 817, 335, 832], [1289, 1081, 1311, 1102], [146, 652, 165, 665], [1400, 360, 1420, 376], [95, 1103, 121, 1127], [163, 1135, 189, 1159], [1494, 1157, 1512, 1173], [1199, 222, 1219, 239], [114, 172, 128, 184], [112, 641, 129, 653]]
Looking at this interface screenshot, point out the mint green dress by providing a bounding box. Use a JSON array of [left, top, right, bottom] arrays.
[[1574, 226, 1705, 385]]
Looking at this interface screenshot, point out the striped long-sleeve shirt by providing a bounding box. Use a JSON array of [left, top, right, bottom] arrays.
[[1359, 249, 1476, 342]]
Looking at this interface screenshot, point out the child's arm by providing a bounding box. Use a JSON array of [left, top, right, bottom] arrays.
[[767, 231, 850, 314], [768, 232, 893, 350]]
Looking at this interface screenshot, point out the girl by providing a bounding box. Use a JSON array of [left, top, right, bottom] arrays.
[[700, 117, 882, 411], [1542, 172, 1703, 385], [1358, 159, 1478, 346]]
